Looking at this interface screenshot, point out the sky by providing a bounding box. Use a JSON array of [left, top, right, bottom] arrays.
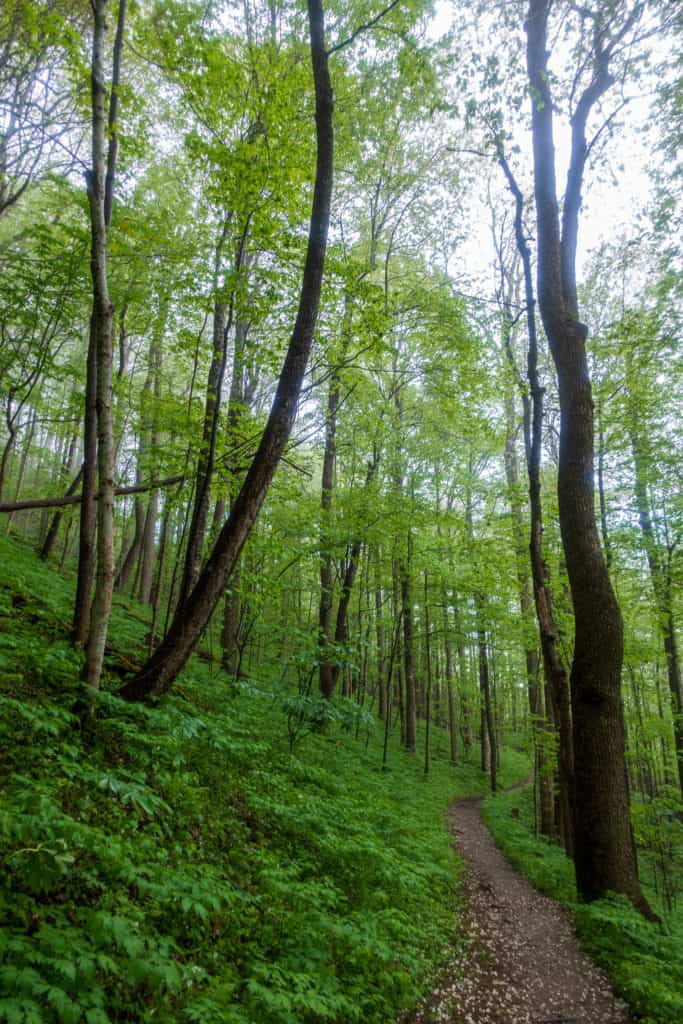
[[426, 0, 662, 303]]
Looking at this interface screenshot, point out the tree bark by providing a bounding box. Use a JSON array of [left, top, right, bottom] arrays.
[[400, 553, 417, 753], [318, 369, 341, 698], [119, 0, 334, 701], [525, 0, 650, 915], [73, 0, 126, 649], [498, 148, 574, 853], [40, 434, 80, 561], [82, 0, 119, 690]]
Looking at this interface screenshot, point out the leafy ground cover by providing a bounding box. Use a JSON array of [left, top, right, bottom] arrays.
[[482, 786, 683, 1024], [0, 534, 528, 1024]]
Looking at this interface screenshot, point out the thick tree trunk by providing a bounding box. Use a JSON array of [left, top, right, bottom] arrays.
[[119, 0, 333, 701], [526, 0, 650, 915], [498, 146, 575, 852]]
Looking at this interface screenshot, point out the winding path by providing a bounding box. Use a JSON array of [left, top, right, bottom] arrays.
[[412, 793, 631, 1024]]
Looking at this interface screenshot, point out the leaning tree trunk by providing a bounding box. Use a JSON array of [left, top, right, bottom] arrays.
[[119, 0, 333, 701], [526, 0, 650, 916]]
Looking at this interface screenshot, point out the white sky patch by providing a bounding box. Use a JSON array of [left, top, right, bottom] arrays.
[[426, 0, 662, 304]]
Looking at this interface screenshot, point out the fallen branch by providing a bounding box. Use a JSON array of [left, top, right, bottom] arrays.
[[0, 475, 184, 513]]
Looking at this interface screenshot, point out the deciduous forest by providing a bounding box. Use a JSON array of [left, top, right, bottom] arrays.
[[0, 0, 682, 1022]]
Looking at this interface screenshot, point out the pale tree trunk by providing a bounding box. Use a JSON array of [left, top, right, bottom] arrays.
[[526, 0, 651, 915], [221, 294, 255, 675], [74, 0, 126, 649], [119, 0, 333, 700], [442, 594, 458, 764], [138, 321, 164, 605], [82, 0, 123, 690]]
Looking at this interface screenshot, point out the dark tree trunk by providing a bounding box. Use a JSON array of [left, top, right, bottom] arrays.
[[40, 434, 81, 561], [373, 548, 387, 720], [498, 148, 574, 854], [526, 0, 650, 915], [318, 370, 340, 699], [423, 572, 433, 775], [119, 0, 334, 701], [116, 491, 145, 592], [401, 556, 417, 753], [178, 297, 231, 607], [325, 453, 379, 696]]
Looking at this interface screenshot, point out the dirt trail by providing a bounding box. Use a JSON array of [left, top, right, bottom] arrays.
[[412, 793, 631, 1024]]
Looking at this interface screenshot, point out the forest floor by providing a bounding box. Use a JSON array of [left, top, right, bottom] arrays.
[[411, 793, 631, 1024]]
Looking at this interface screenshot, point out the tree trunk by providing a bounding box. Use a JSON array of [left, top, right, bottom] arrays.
[[116, 491, 145, 592], [442, 591, 458, 764], [498, 145, 575, 852], [119, 0, 333, 701], [178, 296, 230, 607], [373, 547, 387, 720], [423, 572, 433, 775], [74, 0, 126, 651], [526, 0, 650, 915], [401, 556, 417, 753], [40, 434, 80, 561], [318, 369, 340, 698], [82, 0, 119, 691]]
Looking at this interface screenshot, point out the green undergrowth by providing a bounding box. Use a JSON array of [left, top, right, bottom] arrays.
[[0, 534, 529, 1024], [482, 786, 683, 1024]]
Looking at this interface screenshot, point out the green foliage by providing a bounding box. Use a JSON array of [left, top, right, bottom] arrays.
[[482, 786, 683, 1024], [0, 535, 529, 1024]]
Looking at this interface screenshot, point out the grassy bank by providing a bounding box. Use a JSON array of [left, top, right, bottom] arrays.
[[482, 786, 683, 1024], [0, 534, 528, 1024]]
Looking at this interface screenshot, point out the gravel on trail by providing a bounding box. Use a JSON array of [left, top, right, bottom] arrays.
[[410, 793, 631, 1024]]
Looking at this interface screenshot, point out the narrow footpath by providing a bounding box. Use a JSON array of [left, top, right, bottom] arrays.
[[412, 794, 631, 1024]]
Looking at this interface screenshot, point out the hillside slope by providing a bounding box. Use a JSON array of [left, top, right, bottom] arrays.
[[0, 535, 528, 1024]]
